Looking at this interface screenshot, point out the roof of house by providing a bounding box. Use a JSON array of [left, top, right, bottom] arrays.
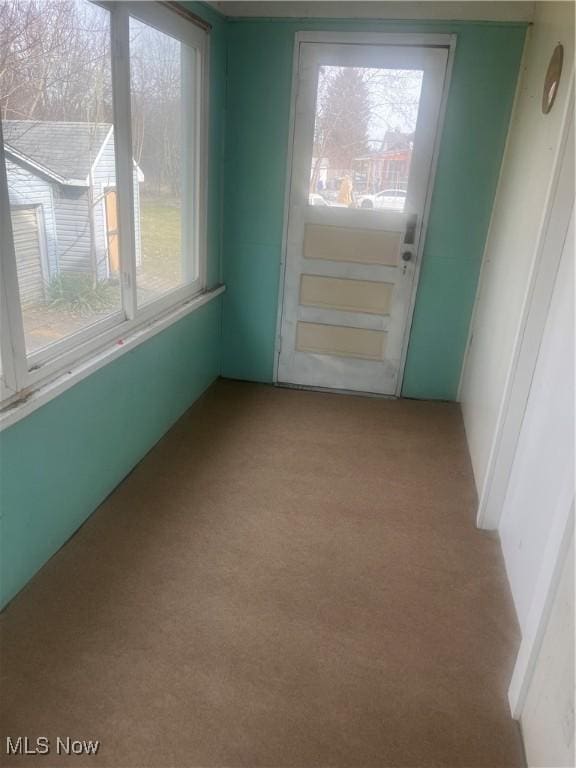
[[3, 120, 112, 185]]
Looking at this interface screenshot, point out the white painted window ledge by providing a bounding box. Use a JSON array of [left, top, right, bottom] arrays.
[[0, 284, 225, 432]]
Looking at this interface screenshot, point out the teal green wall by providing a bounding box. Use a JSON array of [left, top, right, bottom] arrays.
[[220, 19, 526, 398], [0, 1, 226, 609], [0, 11, 527, 608], [0, 301, 221, 607]]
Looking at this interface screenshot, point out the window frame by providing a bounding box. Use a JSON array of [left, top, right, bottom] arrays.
[[0, 0, 209, 409]]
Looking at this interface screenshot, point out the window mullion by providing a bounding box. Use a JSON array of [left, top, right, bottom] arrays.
[[181, 44, 196, 286], [110, 5, 137, 321], [0, 135, 28, 392], [198, 38, 209, 290]]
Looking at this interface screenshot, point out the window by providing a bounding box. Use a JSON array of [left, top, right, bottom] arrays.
[[0, 0, 207, 406], [3, 2, 122, 358], [130, 17, 199, 306], [309, 65, 423, 212]]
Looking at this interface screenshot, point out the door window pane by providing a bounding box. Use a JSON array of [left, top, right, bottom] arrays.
[[130, 17, 196, 306], [1, 0, 122, 356], [309, 66, 424, 212]]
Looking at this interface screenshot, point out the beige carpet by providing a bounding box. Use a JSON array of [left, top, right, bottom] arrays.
[[0, 380, 524, 767]]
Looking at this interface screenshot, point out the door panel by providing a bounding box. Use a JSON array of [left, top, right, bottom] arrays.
[[296, 322, 387, 360], [277, 39, 449, 395], [300, 275, 394, 315], [303, 223, 402, 265]]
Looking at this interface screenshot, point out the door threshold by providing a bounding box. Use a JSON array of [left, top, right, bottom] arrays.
[[274, 382, 398, 399]]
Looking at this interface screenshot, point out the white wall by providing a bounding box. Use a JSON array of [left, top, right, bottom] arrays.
[[521, 533, 574, 768], [499, 206, 574, 630], [459, 1, 575, 498], [458, 2, 575, 753]]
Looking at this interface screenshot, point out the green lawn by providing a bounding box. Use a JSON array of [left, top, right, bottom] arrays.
[[139, 199, 181, 283]]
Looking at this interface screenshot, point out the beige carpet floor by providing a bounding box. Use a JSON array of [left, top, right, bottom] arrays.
[[0, 379, 524, 767]]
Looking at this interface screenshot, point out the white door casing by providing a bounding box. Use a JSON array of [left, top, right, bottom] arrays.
[[501, 205, 575, 730], [277, 34, 452, 395]]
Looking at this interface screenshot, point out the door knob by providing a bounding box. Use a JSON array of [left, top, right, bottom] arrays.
[[401, 251, 413, 262]]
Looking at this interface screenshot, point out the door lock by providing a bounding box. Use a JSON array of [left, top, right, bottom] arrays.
[[404, 213, 418, 245], [401, 251, 413, 262]]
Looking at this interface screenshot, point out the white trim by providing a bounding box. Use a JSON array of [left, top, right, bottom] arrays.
[[508, 492, 574, 718], [126, 1, 208, 49], [0, 135, 28, 393], [198, 34, 210, 292], [274, 31, 301, 384], [475, 80, 574, 530], [210, 2, 535, 22], [0, 285, 225, 431], [110, 2, 137, 322], [27, 311, 125, 370], [22, 281, 207, 387], [89, 124, 114, 180], [274, 31, 454, 396], [296, 31, 454, 46], [396, 33, 456, 395]]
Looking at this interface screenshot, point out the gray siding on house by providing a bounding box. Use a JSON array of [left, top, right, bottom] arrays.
[[6, 128, 142, 285], [53, 186, 92, 275], [11, 207, 46, 305], [6, 157, 58, 275]]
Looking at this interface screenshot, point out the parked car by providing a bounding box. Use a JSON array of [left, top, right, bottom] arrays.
[[309, 193, 330, 206], [357, 188, 406, 211]]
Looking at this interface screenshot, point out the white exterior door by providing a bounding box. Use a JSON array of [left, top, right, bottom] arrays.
[[277, 36, 450, 395]]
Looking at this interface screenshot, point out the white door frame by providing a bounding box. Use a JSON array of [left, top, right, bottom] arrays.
[[507, 203, 574, 717], [472, 81, 574, 530], [273, 31, 456, 393], [461, 82, 575, 717], [508, 494, 574, 718]]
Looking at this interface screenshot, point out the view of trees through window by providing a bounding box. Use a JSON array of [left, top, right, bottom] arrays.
[[0, 0, 189, 354], [310, 66, 424, 212], [130, 16, 189, 306]]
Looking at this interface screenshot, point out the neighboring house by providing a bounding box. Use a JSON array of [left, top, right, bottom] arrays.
[[311, 131, 414, 197], [3, 120, 142, 305], [353, 131, 414, 193]]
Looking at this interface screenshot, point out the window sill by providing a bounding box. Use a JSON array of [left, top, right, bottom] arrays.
[[0, 284, 225, 432]]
